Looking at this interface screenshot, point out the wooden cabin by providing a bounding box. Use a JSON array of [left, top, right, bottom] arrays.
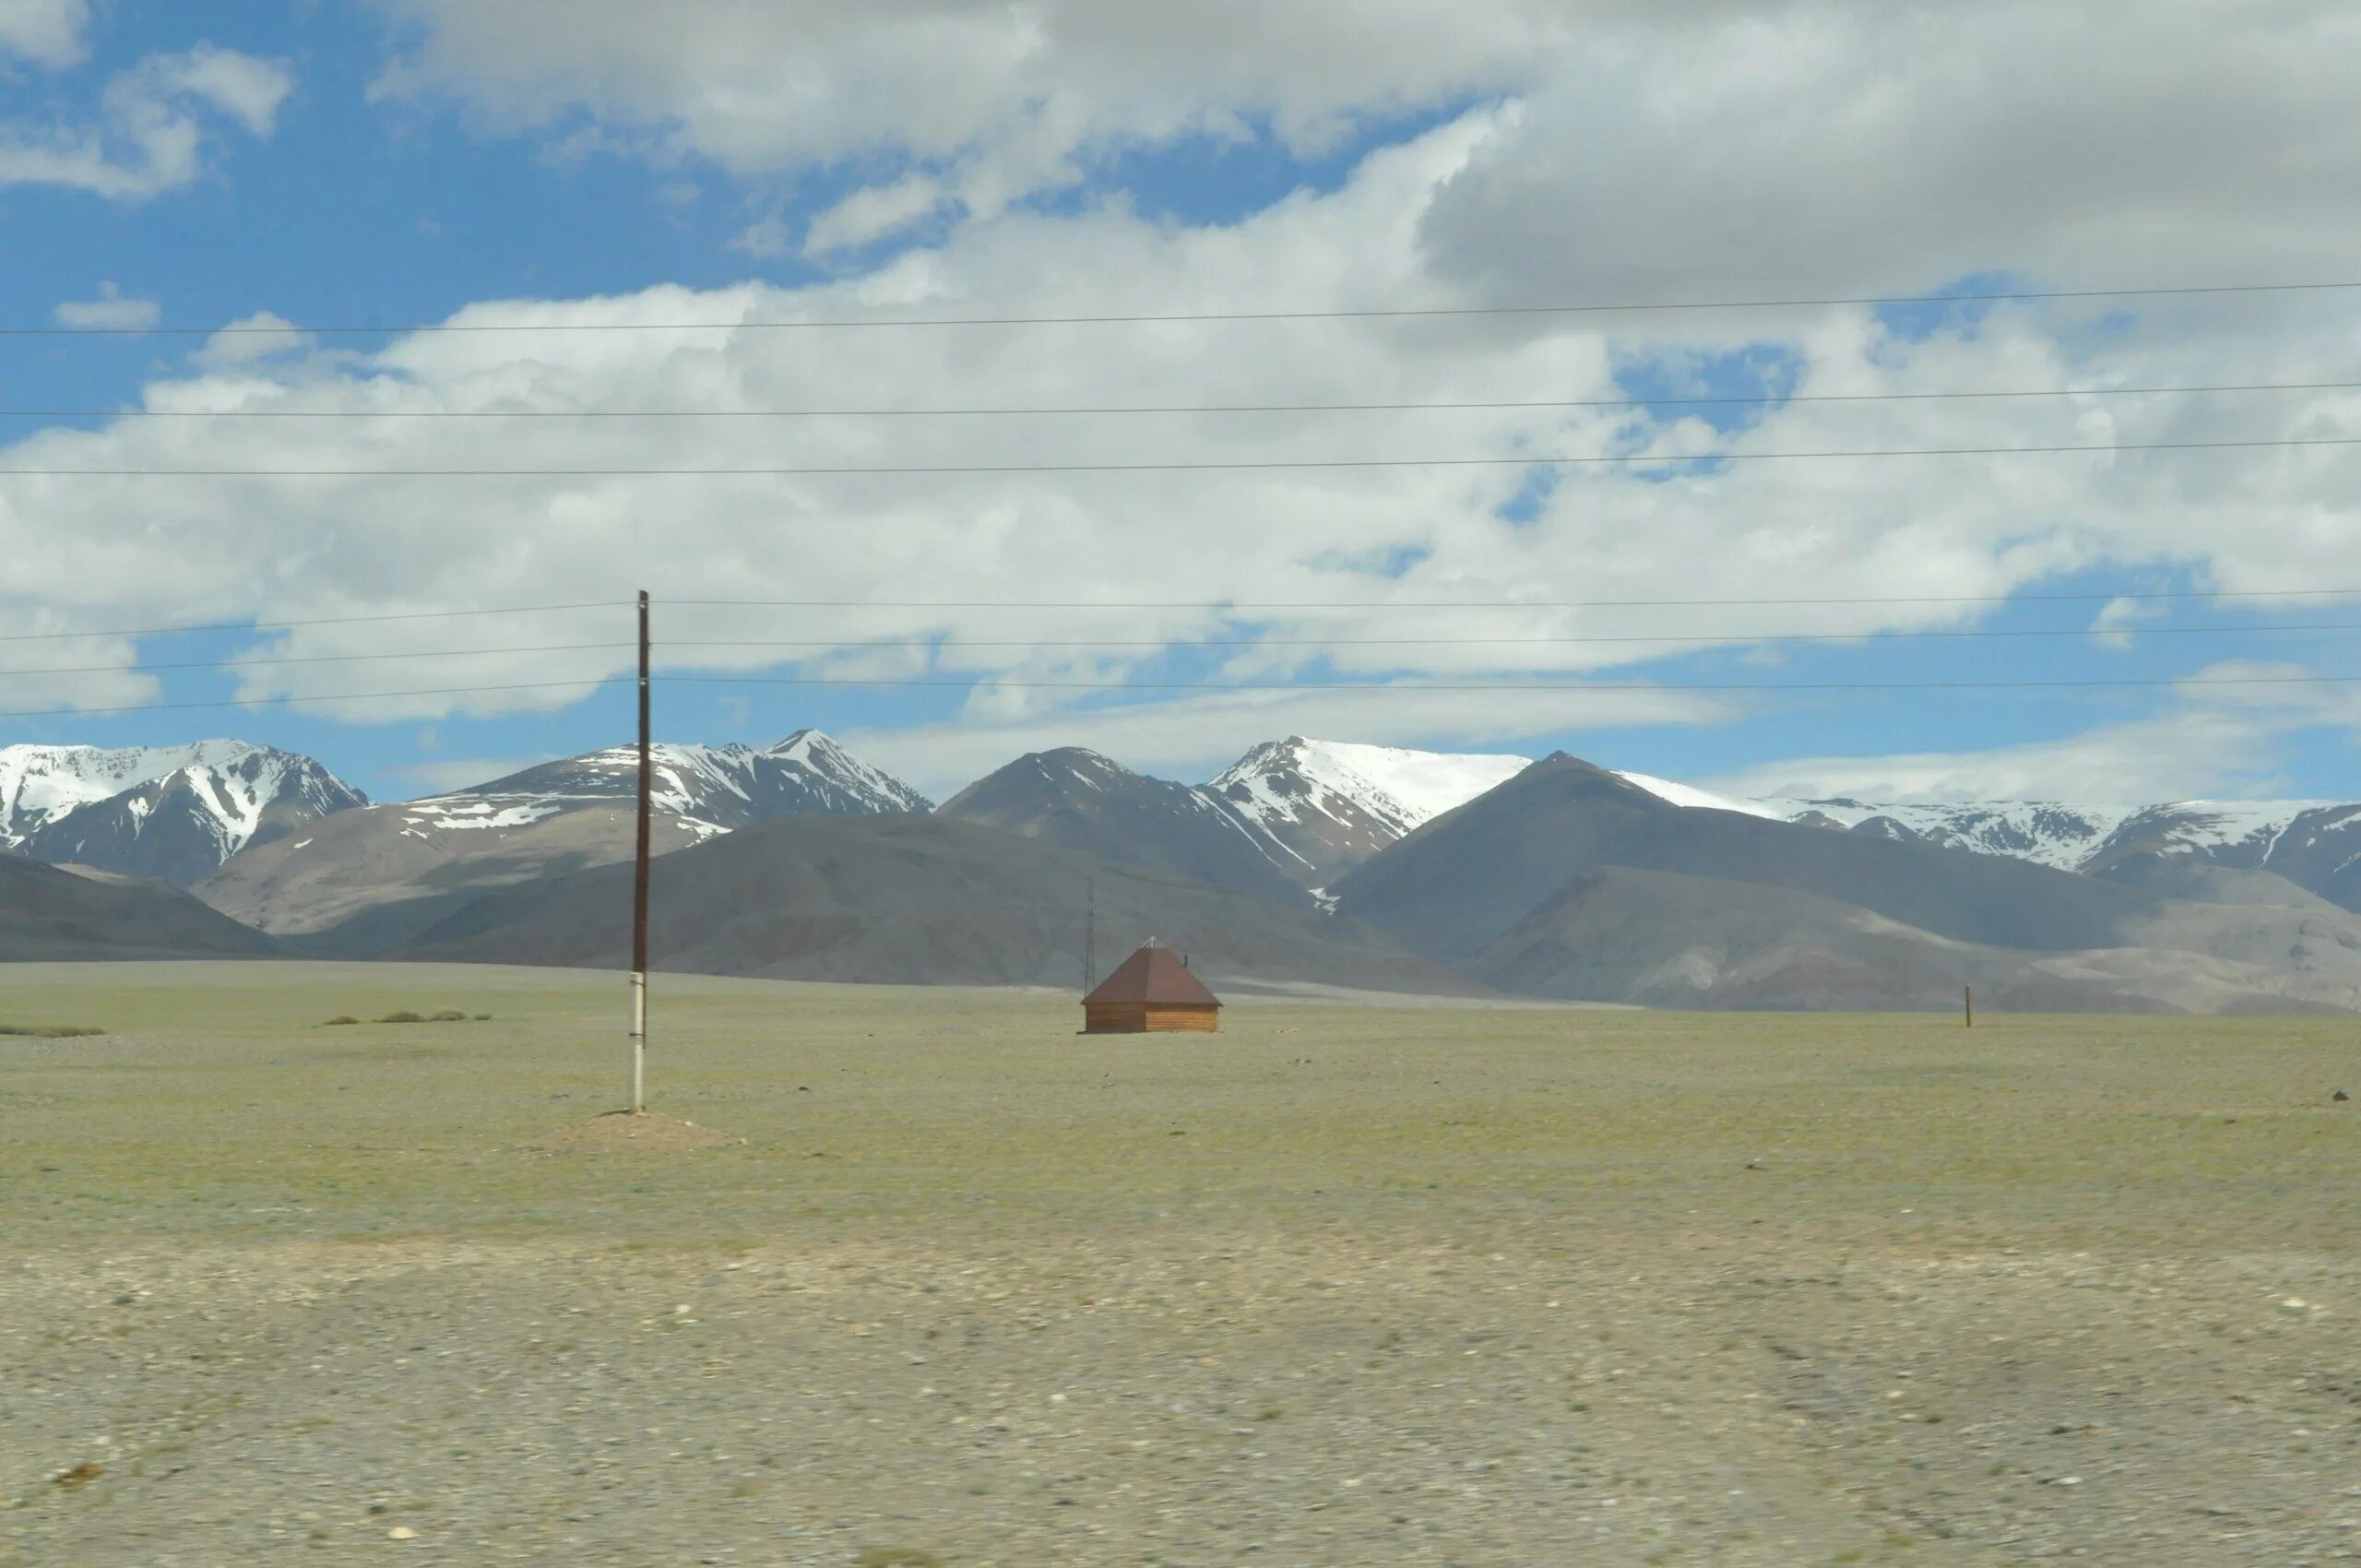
[[1083, 944, 1222, 1033]]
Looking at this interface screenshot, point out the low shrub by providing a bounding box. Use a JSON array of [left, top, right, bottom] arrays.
[[0, 1023, 103, 1039], [320, 1016, 360, 1027], [377, 1011, 427, 1025], [429, 1009, 469, 1023]]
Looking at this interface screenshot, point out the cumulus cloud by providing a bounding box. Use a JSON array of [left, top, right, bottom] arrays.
[[371, 0, 1567, 209], [385, 755, 559, 796], [53, 281, 159, 330], [1418, 3, 2361, 307], [191, 311, 314, 368], [0, 0, 89, 66], [726, 217, 791, 257], [1, 101, 2356, 791], [803, 173, 946, 257], [1708, 665, 2361, 804], [0, 43, 293, 200]]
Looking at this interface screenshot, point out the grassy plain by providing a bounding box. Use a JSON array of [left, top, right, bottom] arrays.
[[3, 961, 2357, 1565]]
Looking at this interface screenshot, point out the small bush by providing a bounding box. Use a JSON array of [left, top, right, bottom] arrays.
[[320, 1016, 360, 1028], [377, 1011, 427, 1025], [429, 1009, 469, 1023], [472, 1014, 493, 1022], [0, 1023, 103, 1039]]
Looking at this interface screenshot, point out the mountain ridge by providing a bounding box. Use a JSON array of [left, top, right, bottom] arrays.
[[0, 741, 367, 885]]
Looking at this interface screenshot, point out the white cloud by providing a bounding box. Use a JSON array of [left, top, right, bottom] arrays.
[[727, 217, 790, 257], [371, 0, 1566, 205], [1708, 665, 2361, 804], [1418, 3, 2361, 306], [0, 0, 88, 66], [386, 755, 558, 796], [0, 43, 293, 200], [192, 311, 313, 368], [53, 281, 159, 330], [803, 173, 945, 257], [1, 105, 2356, 797]]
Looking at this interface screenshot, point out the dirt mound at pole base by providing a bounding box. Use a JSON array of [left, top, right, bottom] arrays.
[[531, 1111, 742, 1154]]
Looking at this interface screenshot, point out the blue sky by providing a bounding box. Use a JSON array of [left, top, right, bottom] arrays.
[[4, 1, 2358, 803]]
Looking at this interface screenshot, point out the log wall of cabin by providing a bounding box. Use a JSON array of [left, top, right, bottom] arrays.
[[1083, 1003, 1220, 1033]]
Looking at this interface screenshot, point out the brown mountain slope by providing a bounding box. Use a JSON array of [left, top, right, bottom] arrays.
[[355, 813, 1472, 994], [0, 855, 277, 962], [1477, 865, 2359, 1015]]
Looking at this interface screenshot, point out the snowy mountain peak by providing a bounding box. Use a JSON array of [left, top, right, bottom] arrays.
[[1212, 737, 1533, 837], [765, 730, 931, 814], [0, 741, 367, 884], [1205, 736, 1534, 887], [443, 731, 930, 828]]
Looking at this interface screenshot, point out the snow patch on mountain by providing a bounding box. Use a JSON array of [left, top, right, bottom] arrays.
[[0, 741, 368, 878], [1612, 771, 1786, 819], [3, 741, 269, 843], [419, 729, 931, 836], [1210, 737, 1531, 840], [1278, 739, 1533, 828]]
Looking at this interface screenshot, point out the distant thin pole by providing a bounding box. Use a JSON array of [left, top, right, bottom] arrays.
[[1085, 878, 1097, 993], [630, 590, 652, 1113], [1964, 984, 1974, 1028]]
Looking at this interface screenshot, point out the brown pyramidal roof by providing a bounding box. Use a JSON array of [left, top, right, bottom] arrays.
[[1084, 944, 1221, 1006]]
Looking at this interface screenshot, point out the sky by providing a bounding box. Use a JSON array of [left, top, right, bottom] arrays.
[[3, 0, 2359, 805]]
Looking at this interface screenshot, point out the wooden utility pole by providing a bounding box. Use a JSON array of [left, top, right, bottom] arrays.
[[1084, 877, 1097, 993], [1964, 984, 1974, 1028], [630, 589, 652, 1113]]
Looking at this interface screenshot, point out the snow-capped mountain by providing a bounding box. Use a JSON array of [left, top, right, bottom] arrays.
[[1207, 737, 1533, 887], [445, 728, 932, 831], [939, 747, 1313, 906], [1608, 774, 2361, 913], [196, 731, 930, 937], [0, 742, 367, 885], [934, 737, 1538, 903]]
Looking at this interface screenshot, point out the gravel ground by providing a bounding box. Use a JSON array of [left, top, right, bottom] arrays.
[[3, 963, 2356, 1565]]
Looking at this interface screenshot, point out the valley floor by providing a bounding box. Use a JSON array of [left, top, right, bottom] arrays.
[[3, 963, 2357, 1565]]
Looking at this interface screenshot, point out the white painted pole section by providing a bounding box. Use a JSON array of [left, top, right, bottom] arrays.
[[630, 971, 647, 1112]]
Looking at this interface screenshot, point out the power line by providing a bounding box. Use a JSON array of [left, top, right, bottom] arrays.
[[660, 622, 2361, 654], [674, 588, 2361, 610], [6, 667, 2345, 724], [0, 678, 630, 722], [3, 617, 2353, 689], [656, 671, 2361, 695], [13, 279, 2361, 337], [8, 434, 2358, 478], [7, 621, 2345, 685], [15, 379, 2361, 420], [0, 600, 627, 645], [0, 642, 633, 681], [6, 589, 2355, 658]]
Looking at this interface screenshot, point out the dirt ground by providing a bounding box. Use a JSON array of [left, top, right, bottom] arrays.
[[3, 961, 2357, 1566]]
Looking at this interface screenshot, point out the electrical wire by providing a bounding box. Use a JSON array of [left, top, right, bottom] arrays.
[[660, 623, 2361, 653], [13, 378, 2361, 419], [0, 601, 629, 645], [11, 279, 2360, 337], [0, 679, 631, 722], [7, 434, 2358, 477], [672, 587, 2361, 610], [7, 589, 2357, 658], [655, 671, 2361, 695], [6, 668, 2346, 725], [0, 642, 633, 681], [3, 622, 2342, 685]]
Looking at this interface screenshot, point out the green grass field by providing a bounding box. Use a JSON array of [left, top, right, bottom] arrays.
[[4, 961, 2357, 1564]]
